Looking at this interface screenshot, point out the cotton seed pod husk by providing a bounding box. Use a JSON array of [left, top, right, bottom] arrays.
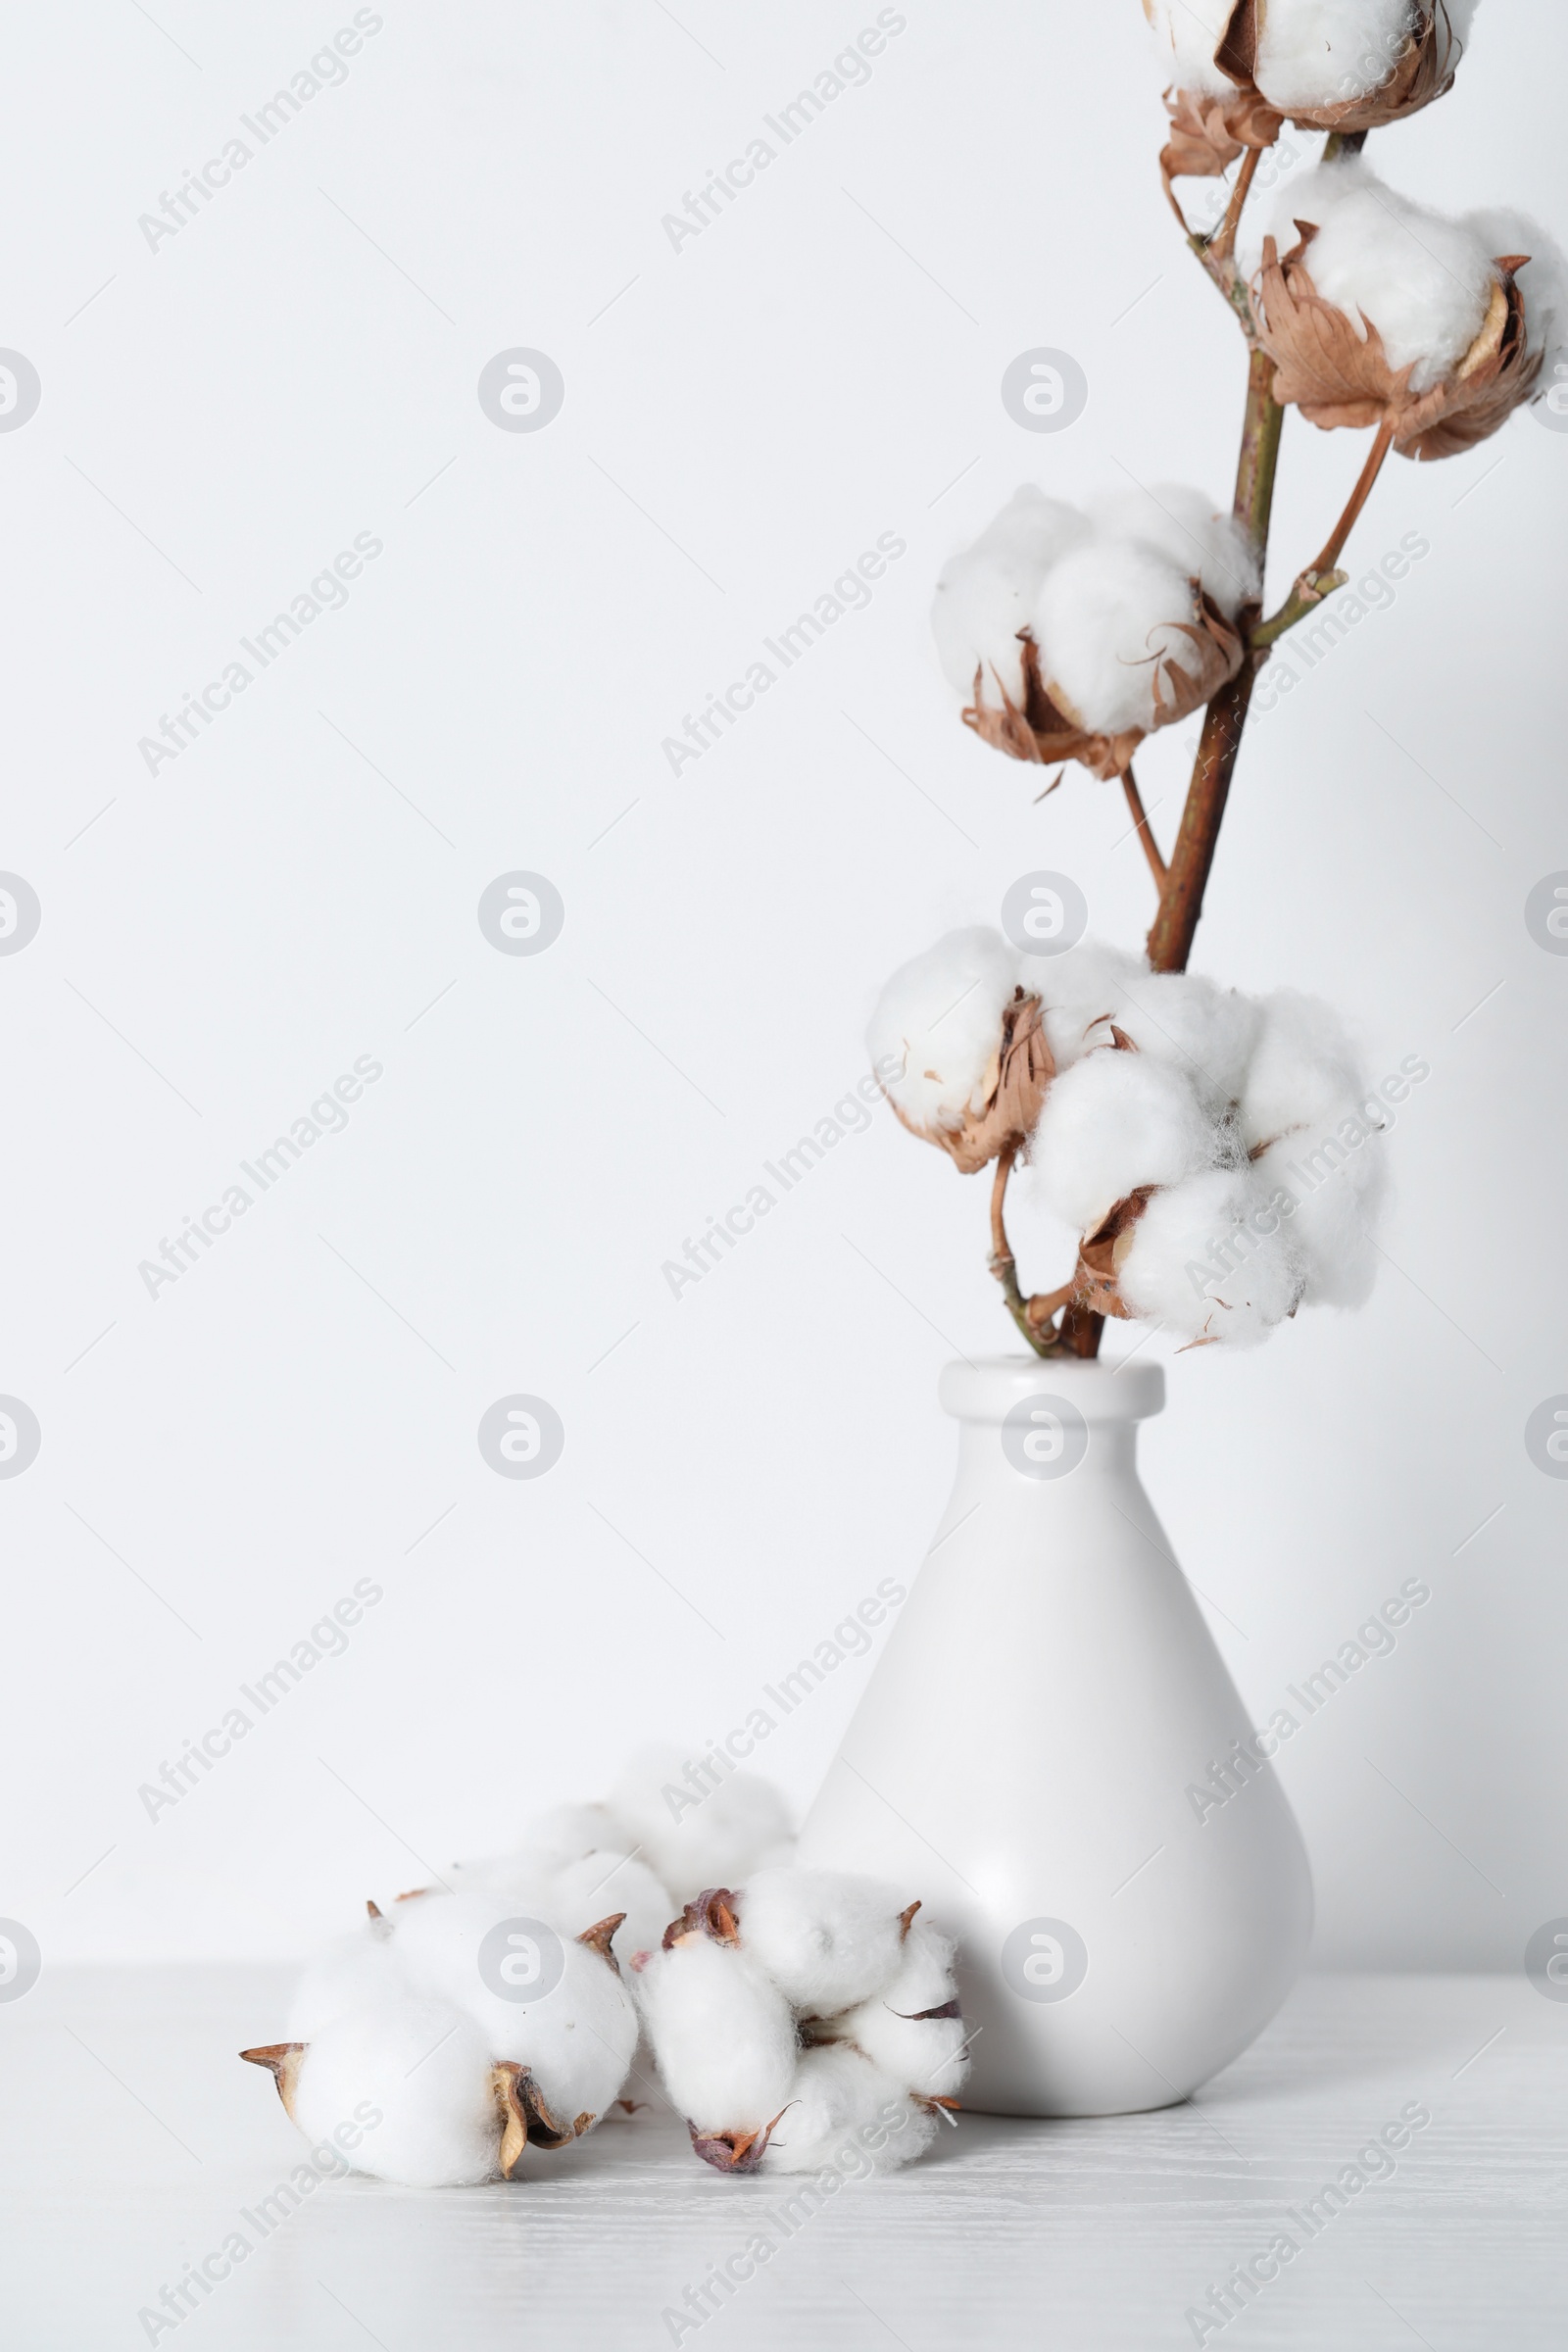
[[886, 991, 1054, 1176], [1069, 1187, 1157, 1320], [1159, 82, 1284, 183], [1254, 230, 1540, 458], [1215, 0, 1464, 133], [962, 604, 1245, 784], [491, 2060, 597, 2174]]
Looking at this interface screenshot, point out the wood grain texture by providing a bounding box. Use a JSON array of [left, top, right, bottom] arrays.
[[1, 1970, 1563, 2349]]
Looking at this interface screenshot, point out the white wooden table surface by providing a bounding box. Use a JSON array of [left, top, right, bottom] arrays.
[[2, 1969, 1562, 2350]]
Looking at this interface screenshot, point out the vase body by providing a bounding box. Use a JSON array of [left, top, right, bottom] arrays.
[[798, 1355, 1312, 2116]]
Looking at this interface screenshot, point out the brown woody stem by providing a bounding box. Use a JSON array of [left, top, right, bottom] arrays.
[[989, 1149, 1052, 1358], [1146, 343, 1284, 977], [1121, 762, 1167, 886], [1205, 144, 1262, 267], [989, 1149, 1084, 1357], [1306, 418, 1395, 579]]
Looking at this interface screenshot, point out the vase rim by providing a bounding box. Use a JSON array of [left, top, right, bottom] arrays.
[[939, 1353, 1164, 1423]]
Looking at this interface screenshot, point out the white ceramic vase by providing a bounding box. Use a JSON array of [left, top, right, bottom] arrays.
[[798, 1354, 1312, 2116]]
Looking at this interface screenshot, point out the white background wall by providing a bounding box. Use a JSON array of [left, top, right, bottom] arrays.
[[4, 0, 1564, 1972]]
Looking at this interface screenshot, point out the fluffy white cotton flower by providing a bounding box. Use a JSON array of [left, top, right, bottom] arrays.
[[818, 1918, 969, 2105], [1034, 541, 1212, 737], [1115, 1168, 1307, 1347], [1111, 968, 1263, 1104], [609, 1746, 794, 1903], [1031, 1050, 1220, 1236], [637, 1871, 963, 2177], [1279, 162, 1497, 391], [736, 1868, 912, 2015], [1088, 484, 1262, 621], [865, 928, 1027, 1140], [1238, 988, 1368, 1151], [541, 1850, 674, 1968], [761, 2045, 940, 2177], [1252, 0, 1422, 110], [930, 485, 1090, 710], [287, 1919, 404, 2039], [637, 1933, 800, 2134], [1143, 0, 1237, 96], [1461, 206, 1568, 361], [1029, 941, 1149, 1073], [1252, 1125, 1386, 1308], [290, 1995, 503, 2188]]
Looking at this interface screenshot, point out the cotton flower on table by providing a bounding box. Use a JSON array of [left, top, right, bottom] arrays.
[[1254, 161, 1558, 460], [637, 1870, 967, 2177], [931, 484, 1257, 782], [242, 1886, 639, 2186]]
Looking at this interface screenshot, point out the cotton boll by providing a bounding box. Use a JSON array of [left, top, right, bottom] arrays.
[[1252, 0, 1419, 111], [290, 1995, 502, 2188], [736, 1868, 910, 2014], [1035, 540, 1207, 736], [930, 486, 1090, 707], [1239, 989, 1366, 1151], [1461, 207, 1568, 358], [821, 1920, 969, 2105], [445, 1849, 556, 1901], [1032, 1051, 1219, 1235], [384, 1890, 523, 2019], [1143, 0, 1235, 95], [288, 1921, 406, 2038], [519, 1802, 635, 1869], [1281, 163, 1495, 390], [609, 1746, 794, 1902], [1033, 941, 1148, 1072], [492, 1936, 639, 2131], [759, 2046, 939, 2177], [865, 929, 1025, 1140], [544, 1849, 673, 1969], [1112, 969, 1263, 1104], [638, 1935, 799, 2132], [1088, 484, 1261, 621], [1254, 1113, 1388, 1307], [1115, 1169, 1307, 1347]]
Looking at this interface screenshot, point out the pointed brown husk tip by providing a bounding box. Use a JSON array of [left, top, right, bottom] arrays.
[[491, 2060, 596, 2174], [239, 2042, 306, 2121], [576, 1912, 626, 1972], [898, 1900, 922, 1940], [662, 1887, 741, 1950], [688, 2106, 792, 2175]]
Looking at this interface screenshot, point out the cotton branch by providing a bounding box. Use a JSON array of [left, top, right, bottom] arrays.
[[1121, 763, 1167, 886], [988, 1148, 1072, 1357]]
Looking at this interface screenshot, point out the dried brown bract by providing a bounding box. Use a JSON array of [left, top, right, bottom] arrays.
[[662, 1886, 742, 1949], [1216, 0, 1464, 133], [1159, 82, 1283, 183], [239, 2041, 307, 2120], [688, 2109, 792, 2175], [492, 2059, 597, 2173], [963, 604, 1245, 785], [1255, 228, 1541, 457], [887, 991, 1054, 1176]]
